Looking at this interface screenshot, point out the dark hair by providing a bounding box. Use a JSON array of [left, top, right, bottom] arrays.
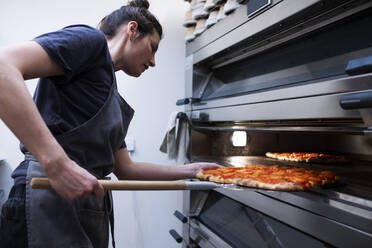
[[98, 0, 163, 39]]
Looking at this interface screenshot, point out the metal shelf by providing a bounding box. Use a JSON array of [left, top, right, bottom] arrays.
[[177, 112, 371, 135], [190, 125, 372, 135]]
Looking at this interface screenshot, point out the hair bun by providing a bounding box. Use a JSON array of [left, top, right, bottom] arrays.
[[128, 0, 150, 10]]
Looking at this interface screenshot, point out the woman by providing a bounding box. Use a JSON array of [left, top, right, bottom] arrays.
[[0, 0, 220, 247]]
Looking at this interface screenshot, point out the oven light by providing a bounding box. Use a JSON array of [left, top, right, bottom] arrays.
[[232, 131, 247, 147]]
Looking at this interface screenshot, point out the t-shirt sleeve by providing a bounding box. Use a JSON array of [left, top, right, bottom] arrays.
[[33, 25, 107, 82]]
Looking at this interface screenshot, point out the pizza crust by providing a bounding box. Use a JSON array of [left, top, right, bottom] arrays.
[[196, 171, 209, 180], [209, 176, 225, 184], [237, 179, 304, 191], [224, 178, 240, 184], [197, 171, 226, 184], [265, 152, 349, 164], [265, 152, 277, 159]]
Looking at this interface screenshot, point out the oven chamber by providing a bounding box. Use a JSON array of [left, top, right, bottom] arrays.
[[169, 1, 372, 247]]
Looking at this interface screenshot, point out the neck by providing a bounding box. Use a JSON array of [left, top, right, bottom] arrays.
[[106, 34, 128, 72]]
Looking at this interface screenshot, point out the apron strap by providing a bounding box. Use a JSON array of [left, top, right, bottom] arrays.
[[105, 189, 116, 248]]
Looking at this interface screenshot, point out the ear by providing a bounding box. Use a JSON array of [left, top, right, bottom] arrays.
[[127, 21, 139, 41]]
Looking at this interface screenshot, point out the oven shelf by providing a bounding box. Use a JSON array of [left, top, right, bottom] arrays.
[[190, 125, 372, 135], [177, 113, 371, 135]]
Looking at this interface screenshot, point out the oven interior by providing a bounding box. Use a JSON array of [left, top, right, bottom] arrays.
[[190, 126, 372, 197], [185, 128, 372, 248]]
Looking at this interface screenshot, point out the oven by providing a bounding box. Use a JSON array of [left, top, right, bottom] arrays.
[[169, 0, 372, 247]]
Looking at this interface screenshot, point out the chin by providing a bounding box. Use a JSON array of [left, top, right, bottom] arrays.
[[123, 69, 142, 77], [133, 72, 142, 77]]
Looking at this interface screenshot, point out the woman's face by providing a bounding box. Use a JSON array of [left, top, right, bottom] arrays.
[[122, 30, 160, 77]]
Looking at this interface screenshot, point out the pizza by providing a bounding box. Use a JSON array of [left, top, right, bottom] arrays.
[[196, 165, 338, 191], [265, 152, 349, 164]]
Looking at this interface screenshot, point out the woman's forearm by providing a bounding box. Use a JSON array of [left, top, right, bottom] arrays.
[[113, 150, 222, 181], [115, 161, 196, 180]]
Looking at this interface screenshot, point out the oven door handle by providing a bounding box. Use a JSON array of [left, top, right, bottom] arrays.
[[345, 55, 372, 75], [176, 97, 200, 106], [339, 91, 372, 110], [174, 210, 188, 223], [169, 229, 183, 243]]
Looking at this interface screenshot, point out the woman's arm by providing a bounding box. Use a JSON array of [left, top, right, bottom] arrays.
[[113, 148, 221, 180], [0, 41, 104, 199]]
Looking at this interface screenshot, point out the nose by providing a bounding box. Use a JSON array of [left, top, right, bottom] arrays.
[[149, 55, 155, 67]]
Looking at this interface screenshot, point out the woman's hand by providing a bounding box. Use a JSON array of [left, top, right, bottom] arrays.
[[186, 162, 223, 178], [44, 156, 105, 200]]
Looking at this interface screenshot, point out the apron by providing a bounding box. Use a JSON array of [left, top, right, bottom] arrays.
[[25, 78, 134, 248]]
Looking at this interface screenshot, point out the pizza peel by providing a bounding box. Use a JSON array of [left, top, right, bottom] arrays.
[[30, 177, 243, 191]]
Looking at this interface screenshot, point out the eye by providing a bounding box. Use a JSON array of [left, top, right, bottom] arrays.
[[151, 43, 158, 54]]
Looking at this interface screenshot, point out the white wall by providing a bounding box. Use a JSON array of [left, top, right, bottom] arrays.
[[0, 1, 188, 247]]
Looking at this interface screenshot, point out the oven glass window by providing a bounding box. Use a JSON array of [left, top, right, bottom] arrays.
[[198, 191, 332, 248]]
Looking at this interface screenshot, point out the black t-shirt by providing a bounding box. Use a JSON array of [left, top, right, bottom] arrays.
[[12, 25, 116, 184], [33, 24, 113, 135]]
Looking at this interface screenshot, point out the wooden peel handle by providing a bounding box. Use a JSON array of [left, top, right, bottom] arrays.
[[30, 177, 187, 190]]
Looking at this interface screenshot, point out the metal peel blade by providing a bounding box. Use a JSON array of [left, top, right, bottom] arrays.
[[185, 181, 244, 191]]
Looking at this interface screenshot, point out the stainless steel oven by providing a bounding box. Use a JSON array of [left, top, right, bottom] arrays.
[[169, 0, 372, 247]]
